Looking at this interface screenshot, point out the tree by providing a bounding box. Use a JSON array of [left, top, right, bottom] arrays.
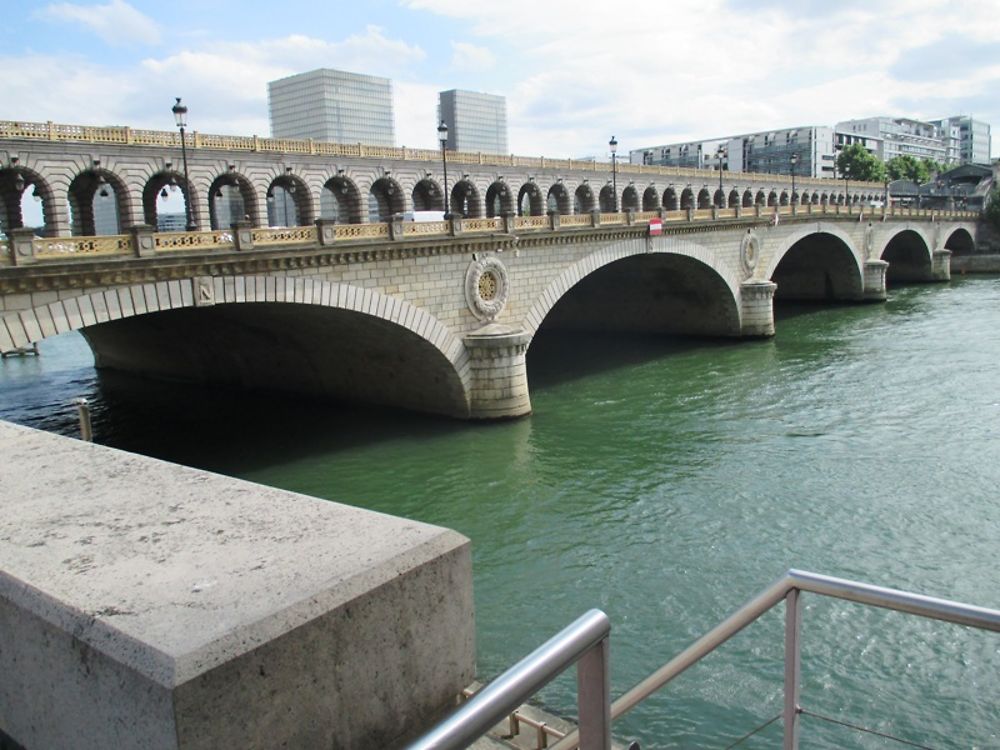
[[836, 143, 886, 182], [922, 158, 945, 179], [886, 155, 929, 184], [985, 186, 1000, 230]]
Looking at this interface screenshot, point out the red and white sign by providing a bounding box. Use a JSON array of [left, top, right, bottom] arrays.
[[648, 218, 663, 236]]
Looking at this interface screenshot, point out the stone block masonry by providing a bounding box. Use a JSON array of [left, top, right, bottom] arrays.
[[0, 421, 475, 749]]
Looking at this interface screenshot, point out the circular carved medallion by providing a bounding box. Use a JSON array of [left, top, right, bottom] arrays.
[[740, 231, 760, 277], [465, 255, 509, 321]]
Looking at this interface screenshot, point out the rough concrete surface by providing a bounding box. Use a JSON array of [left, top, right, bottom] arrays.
[[0, 420, 474, 749]]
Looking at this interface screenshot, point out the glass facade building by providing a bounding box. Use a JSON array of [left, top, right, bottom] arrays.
[[930, 116, 992, 166], [268, 69, 395, 146], [438, 90, 508, 154]]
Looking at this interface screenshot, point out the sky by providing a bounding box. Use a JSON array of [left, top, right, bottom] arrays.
[[4, 0, 1000, 160]]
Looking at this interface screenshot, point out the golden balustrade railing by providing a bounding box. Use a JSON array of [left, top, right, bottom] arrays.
[[1, 204, 978, 267]]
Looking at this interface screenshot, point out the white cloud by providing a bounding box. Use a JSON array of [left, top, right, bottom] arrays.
[[37, 0, 161, 46], [450, 42, 495, 72]]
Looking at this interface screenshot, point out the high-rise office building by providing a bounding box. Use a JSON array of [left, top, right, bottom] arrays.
[[268, 69, 395, 146], [930, 116, 992, 165], [834, 117, 950, 164], [438, 90, 508, 154]]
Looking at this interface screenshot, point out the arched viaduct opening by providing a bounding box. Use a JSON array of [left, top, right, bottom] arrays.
[[534, 253, 741, 338], [945, 227, 975, 256], [881, 230, 932, 285], [771, 232, 863, 303], [76, 300, 470, 418]]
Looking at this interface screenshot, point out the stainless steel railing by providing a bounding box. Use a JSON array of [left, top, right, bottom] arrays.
[[551, 569, 1000, 750], [405, 609, 611, 750]]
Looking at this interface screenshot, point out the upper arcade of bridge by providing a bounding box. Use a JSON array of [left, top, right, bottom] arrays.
[[0, 119, 892, 240]]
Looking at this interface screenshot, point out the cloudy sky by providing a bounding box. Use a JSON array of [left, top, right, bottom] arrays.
[[6, 0, 999, 159]]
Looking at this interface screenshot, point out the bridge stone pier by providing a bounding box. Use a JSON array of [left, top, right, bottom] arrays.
[[0, 200, 978, 420]]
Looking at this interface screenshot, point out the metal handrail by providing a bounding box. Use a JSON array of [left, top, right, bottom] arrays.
[[405, 609, 611, 750], [552, 569, 1000, 750]]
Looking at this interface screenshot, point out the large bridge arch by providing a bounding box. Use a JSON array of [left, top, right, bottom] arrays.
[[523, 236, 742, 340], [765, 224, 864, 302], [944, 227, 975, 255], [6, 277, 471, 417], [878, 227, 933, 284]]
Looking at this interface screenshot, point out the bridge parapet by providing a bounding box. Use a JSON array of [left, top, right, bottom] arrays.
[[0, 204, 977, 268]]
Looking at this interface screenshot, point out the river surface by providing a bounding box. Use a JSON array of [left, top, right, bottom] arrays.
[[2, 279, 999, 749]]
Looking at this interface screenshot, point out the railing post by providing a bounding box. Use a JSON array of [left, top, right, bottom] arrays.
[[577, 637, 611, 750], [783, 589, 801, 750], [74, 397, 93, 442], [7, 228, 38, 266]]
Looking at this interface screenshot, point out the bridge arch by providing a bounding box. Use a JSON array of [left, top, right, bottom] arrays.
[[68, 167, 132, 236], [369, 176, 405, 222], [451, 179, 482, 218], [713, 188, 725, 208], [320, 175, 364, 224], [266, 172, 314, 227], [741, 189, 753, 208], [0, 166, 57, 237], [598, 184, 616, 212], [412, 177, 444, 212], [143, 169, 196, 230], [663, 187, 679, 211], [518, 181, 544, 216], [486, 180, 514, 217], [642, 186, 660, 211], [728, 188, 740, 208], [208, 172, 258, 229], [7, 277, 471, 418], [547, 182, 571, 215], [944, 227, 975, 255], [878, 227, 933, 284], [524, 236, 742, 340], [697, 188, 711, 209], [622, 185, 640, 212], [574, 183, 595, 214], [755, 190, 766, 206], [765, 224, 864, 302], [680, 187, 695, 209], [779, 190, 790, 206]]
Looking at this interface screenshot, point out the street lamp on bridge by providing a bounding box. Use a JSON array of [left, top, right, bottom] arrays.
[[789, 152, 799, 204], [437, 121, 451, 219], [171, 98, 196, 231], [608, 136, 618, 212], [716, 144, 726, 205]]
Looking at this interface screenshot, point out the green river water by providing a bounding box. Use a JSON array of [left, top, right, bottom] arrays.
[[2, 278, 999, 748]]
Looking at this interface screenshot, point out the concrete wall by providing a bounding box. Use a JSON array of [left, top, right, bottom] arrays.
[[0, 421, 475, 749]]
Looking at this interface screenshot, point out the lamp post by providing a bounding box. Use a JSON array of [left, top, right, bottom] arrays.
[[609, 136, 618, 212], [716, 145, 726, 206], [437, 121, 451, 219], [883, 177, 889, 210], [789, 152, 799, 204], [171, 97, 196, 231]]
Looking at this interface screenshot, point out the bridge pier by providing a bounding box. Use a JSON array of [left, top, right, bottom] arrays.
[[863, 260, 889, 301], [740, 280, 777, 337], [931, 249, 952, 281], [464, 325, 532, 419]]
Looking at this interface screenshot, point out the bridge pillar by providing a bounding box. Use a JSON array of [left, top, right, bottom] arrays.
[[931, 249, 952, 281], [232, 220, 254, 251], [463, 325, 532, 419], [863, 259, 889, 301], [740, 280, 777, 337]]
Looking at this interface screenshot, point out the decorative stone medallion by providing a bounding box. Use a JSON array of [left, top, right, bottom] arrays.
[[465, 254, 509, 321], [740, 231, 760, 277]]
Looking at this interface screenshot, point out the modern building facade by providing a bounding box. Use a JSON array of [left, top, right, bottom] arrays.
[[268, 69, 395, 146], [930, 116, 992, 165], [631, 126, 838, 179], [834, 117, 950, 164], [438, 90, 508, 154]]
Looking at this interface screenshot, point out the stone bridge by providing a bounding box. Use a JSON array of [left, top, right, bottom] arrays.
[[0, 201, 978, 420], [0, 119, 893, 237]]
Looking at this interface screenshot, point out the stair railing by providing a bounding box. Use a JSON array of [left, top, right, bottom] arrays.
[[405, 608, 611, 750], [551, 569, 1000, 750]]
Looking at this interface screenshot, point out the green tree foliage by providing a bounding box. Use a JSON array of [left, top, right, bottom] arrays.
[[886, 155, 929, 184], [922, 158, 945, 179], [836, 143, 886, 182], [985, 186, 1000, 229]]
